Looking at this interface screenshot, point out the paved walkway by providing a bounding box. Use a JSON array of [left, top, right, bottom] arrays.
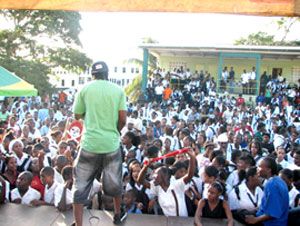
[[0, 203, 244, 226]]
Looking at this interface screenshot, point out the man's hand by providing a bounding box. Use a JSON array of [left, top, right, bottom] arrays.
[[245, 215, 258, 224], [30, 199, 42, 207], [137, 202, 143, 210]]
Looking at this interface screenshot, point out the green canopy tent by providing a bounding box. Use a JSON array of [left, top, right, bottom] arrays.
[[0, 66, 38, 97]]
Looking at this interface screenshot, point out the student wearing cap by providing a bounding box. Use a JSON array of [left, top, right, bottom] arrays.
[[72, 61, 127, 225], [217, 133, 229, 160]]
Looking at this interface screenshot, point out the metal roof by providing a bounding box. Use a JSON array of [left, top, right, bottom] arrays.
[[139, 44, 300, 60]]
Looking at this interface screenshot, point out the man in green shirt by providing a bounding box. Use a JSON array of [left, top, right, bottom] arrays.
[[72, 61, 127, 226]]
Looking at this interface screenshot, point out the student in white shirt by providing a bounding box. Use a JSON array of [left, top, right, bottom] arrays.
[[137, 149, 196, 217], [279, 168, 300, 208], [11, 171, 41, 205], [54, 155, 69, 184], [9, 139, 31, 172], [241, 69, 249, 94], [276, 146, 291, 169], [226, 154, 255, 193], [32, 166, 63, 207], [228, 167, 263, 212], [57, 165, 74, 211]]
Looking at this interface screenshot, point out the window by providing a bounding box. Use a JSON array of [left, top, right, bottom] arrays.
[[79, 77, 85, 85], [122, 67, 126, 73], [61, 79, 65, 87], [114, 67, 118, 73], [131, 68, 134, 73], [292, 67, 300, 83], [136, 68, 139, 73], [71, 80, 75, 86], [87, 78, 91, 82]]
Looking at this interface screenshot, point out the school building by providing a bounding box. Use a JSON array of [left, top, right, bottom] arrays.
[[139, 44, 300, 95]]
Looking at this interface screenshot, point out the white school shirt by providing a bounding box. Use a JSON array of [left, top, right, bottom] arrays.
[[241, 73, 249, 84], [150, 178, 188, 217], [289, 186, 300, 208], [185, 177, 203, 196], [277, 159, 291, 169], [226, 170, 240, 193], [11, 186, 41, 205], [13, 153, 31, 172], [44, 182, 64, 204], [54, 169, 64, 184], [54, 186, 72, 207], [126, 183, 154, 199], [228, 182, 263, 211]]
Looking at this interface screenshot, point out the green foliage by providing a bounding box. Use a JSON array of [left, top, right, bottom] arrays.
[[0, 10, 92, 95], [125, 75, 142, 103], [235, 18, 300, 46], [142, 37, 158, 44], [234, 32, 275, 46]]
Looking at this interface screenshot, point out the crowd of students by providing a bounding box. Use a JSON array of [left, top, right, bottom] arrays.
[[0, 67, 300, 226]]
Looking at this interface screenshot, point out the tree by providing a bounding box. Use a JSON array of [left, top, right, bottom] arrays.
[[0, 10, 92, 95], [235, 17, 300, 46], [124, 37, 158, 102], [234, 31, 276, 46], [276, 17, 300, 43]]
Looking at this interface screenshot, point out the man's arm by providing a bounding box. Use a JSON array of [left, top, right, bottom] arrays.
[[118, 110, 127, 133], [245, 214, 273, 224]]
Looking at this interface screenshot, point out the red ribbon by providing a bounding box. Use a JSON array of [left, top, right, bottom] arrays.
[[143, 148, 189, 165]]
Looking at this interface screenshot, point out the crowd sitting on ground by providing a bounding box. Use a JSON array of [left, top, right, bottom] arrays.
[[0, 66, 300, 226]]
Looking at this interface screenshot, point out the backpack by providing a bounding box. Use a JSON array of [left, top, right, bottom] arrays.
[[132, 185, 149, 214]]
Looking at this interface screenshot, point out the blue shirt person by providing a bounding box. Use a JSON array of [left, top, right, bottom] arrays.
[[256, 176, 289, 226], [245, 157, 289, 226]]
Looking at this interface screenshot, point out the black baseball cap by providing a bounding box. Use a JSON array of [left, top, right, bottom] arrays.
[[91, 61, 108, 75]]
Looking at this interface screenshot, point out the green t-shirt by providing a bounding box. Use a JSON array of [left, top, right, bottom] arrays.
[[73, 80, 127, 154]]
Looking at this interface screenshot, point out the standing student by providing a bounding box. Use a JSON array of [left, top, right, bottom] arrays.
[[72, 61, 127, 226]]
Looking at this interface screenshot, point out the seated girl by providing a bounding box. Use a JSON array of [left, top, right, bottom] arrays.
[[194, 181, 233, 226]]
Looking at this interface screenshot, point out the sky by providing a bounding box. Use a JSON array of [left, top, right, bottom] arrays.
[[79, 12, 300, 65]]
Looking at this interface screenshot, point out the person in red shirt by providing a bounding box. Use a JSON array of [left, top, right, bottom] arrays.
[[236, 94, 245, 107], [58, 91, 67, 104], [30, 157, 45, 198]]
